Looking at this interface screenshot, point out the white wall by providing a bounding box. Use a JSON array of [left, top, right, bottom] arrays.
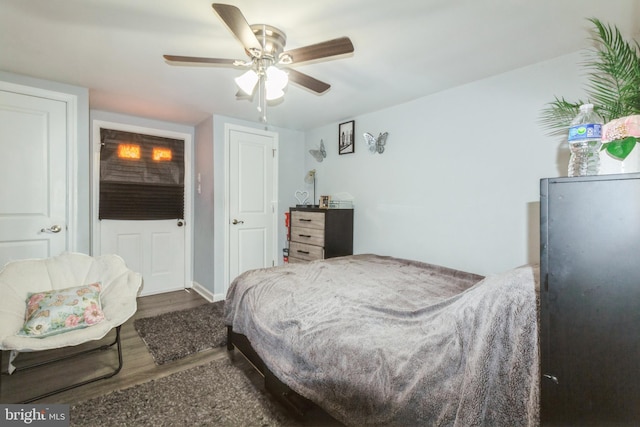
[[194, 116, 215, 294], [304, 52, 586, 276]]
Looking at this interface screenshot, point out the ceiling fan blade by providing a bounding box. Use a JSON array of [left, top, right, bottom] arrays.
[[212, 3, 261, 52], [163, 55, 236, 66], [287, 69, 331, 94], [282, 37, 354, 65]]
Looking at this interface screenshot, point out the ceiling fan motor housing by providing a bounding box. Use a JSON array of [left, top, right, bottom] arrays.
[[249, 24, 287, 63]]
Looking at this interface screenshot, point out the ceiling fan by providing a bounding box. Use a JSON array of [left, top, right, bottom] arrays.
[[163, 3, 355, 123]]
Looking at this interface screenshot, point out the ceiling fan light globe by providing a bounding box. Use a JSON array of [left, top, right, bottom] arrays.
[[265, 84, 285, 101], [235, 69, 259, 95], [266, 66, 288, 90]]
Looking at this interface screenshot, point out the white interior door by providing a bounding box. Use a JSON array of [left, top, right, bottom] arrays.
[[0, 89, 68, 268], [228, 127, 277, 283], [99, 219, 185, 296], [92, 120, 192, 296]]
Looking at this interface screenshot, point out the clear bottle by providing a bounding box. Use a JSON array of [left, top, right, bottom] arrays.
[[567, 103, 603, 176]]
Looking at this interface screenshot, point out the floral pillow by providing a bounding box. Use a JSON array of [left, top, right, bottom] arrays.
[[17, 283, 106, 338]]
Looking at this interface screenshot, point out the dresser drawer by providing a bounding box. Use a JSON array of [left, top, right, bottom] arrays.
[[291, 210, 325, 230], [290, 226, 324, 246], [287, 256, 308, 264], [289, 242, 324, 261]]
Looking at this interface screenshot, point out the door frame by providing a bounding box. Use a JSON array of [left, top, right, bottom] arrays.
[[223, 123, 279, 291], [91, 119, 193, 288], [0, 80, 78, 254]]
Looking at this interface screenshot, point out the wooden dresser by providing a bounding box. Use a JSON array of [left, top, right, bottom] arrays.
[[288, 207, 353, 263]]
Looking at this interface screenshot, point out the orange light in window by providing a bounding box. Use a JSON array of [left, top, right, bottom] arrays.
[[153, 147, 172, 161], [117, 144, 141, 160]]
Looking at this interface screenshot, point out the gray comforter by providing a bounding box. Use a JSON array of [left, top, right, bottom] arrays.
[[225, 254, 539, 426]]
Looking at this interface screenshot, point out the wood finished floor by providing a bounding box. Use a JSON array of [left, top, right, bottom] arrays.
[[0, 289, 341, 426]]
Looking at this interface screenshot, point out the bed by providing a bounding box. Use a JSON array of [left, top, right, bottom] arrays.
[[224, 254, 539, 426]]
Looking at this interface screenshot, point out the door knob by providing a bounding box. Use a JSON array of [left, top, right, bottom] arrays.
[[177, 220, 184, 227], [232, 219, 244, 225], [41, 225, 62, 233]]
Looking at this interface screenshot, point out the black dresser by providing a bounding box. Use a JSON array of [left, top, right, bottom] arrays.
[[540, 173, 640, 426]]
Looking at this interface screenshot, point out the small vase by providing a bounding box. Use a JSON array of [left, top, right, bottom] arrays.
[[599, 145, 640, 174]]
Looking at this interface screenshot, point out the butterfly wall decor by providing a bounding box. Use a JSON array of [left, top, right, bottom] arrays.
[[363, 132, 388, 154], [309, 139, 327, 162]]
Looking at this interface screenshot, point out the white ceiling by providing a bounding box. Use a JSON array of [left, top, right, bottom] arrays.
[[1, 0, 638, 131]]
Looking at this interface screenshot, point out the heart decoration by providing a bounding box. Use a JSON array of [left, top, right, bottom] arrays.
[[295, 190, 309, 205]]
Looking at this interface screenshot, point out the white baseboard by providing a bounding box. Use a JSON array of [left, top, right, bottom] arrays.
[[190, 281, 218, 302], [139, 285, 186, 297]]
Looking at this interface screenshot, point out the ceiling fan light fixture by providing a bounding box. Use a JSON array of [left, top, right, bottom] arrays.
[[278, 53, 293, 65], [265, 66, 288, 100], [266, 66, 288, 90], [265, 85, 285, 101], [165, 4, 354, 124], [234, 69, 259, 95]]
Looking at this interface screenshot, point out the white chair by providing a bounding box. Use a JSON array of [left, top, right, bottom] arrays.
[[0, 252, 142, 402]]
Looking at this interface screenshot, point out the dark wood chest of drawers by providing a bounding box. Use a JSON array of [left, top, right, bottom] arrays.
[[288, 207, 353, 263]]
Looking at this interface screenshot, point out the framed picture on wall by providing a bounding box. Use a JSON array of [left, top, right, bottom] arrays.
[[338, 120, 355, 155]]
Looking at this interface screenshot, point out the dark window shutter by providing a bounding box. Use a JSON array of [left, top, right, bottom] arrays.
[[99, 129, 185, 220]]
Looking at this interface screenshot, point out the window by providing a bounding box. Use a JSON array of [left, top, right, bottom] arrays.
[[99, 129, 184, 220]]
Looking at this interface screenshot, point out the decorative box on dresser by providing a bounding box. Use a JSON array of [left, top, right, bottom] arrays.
[[288, 207, 353, 263], [540, 173, 640, 426]]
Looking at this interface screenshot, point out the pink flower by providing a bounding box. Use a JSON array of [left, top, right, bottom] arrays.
[[602, 115, 640, 142], [27, 293, 44, 307], [65, 314, 81, 328], [83, 304, 105, 325]]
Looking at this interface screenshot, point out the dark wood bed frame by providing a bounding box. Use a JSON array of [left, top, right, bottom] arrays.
[[226, 326, 314, 417]]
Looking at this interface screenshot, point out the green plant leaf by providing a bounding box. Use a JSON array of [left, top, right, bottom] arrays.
[[541, 18, 640, 133], [586, 18, 640, 121], [603, 137, 638, 159], [539, 98, 583, 135]]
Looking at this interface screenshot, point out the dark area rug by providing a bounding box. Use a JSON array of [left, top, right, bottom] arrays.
[[70, 357, 301, 426], [134, 301, 227, 365]]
